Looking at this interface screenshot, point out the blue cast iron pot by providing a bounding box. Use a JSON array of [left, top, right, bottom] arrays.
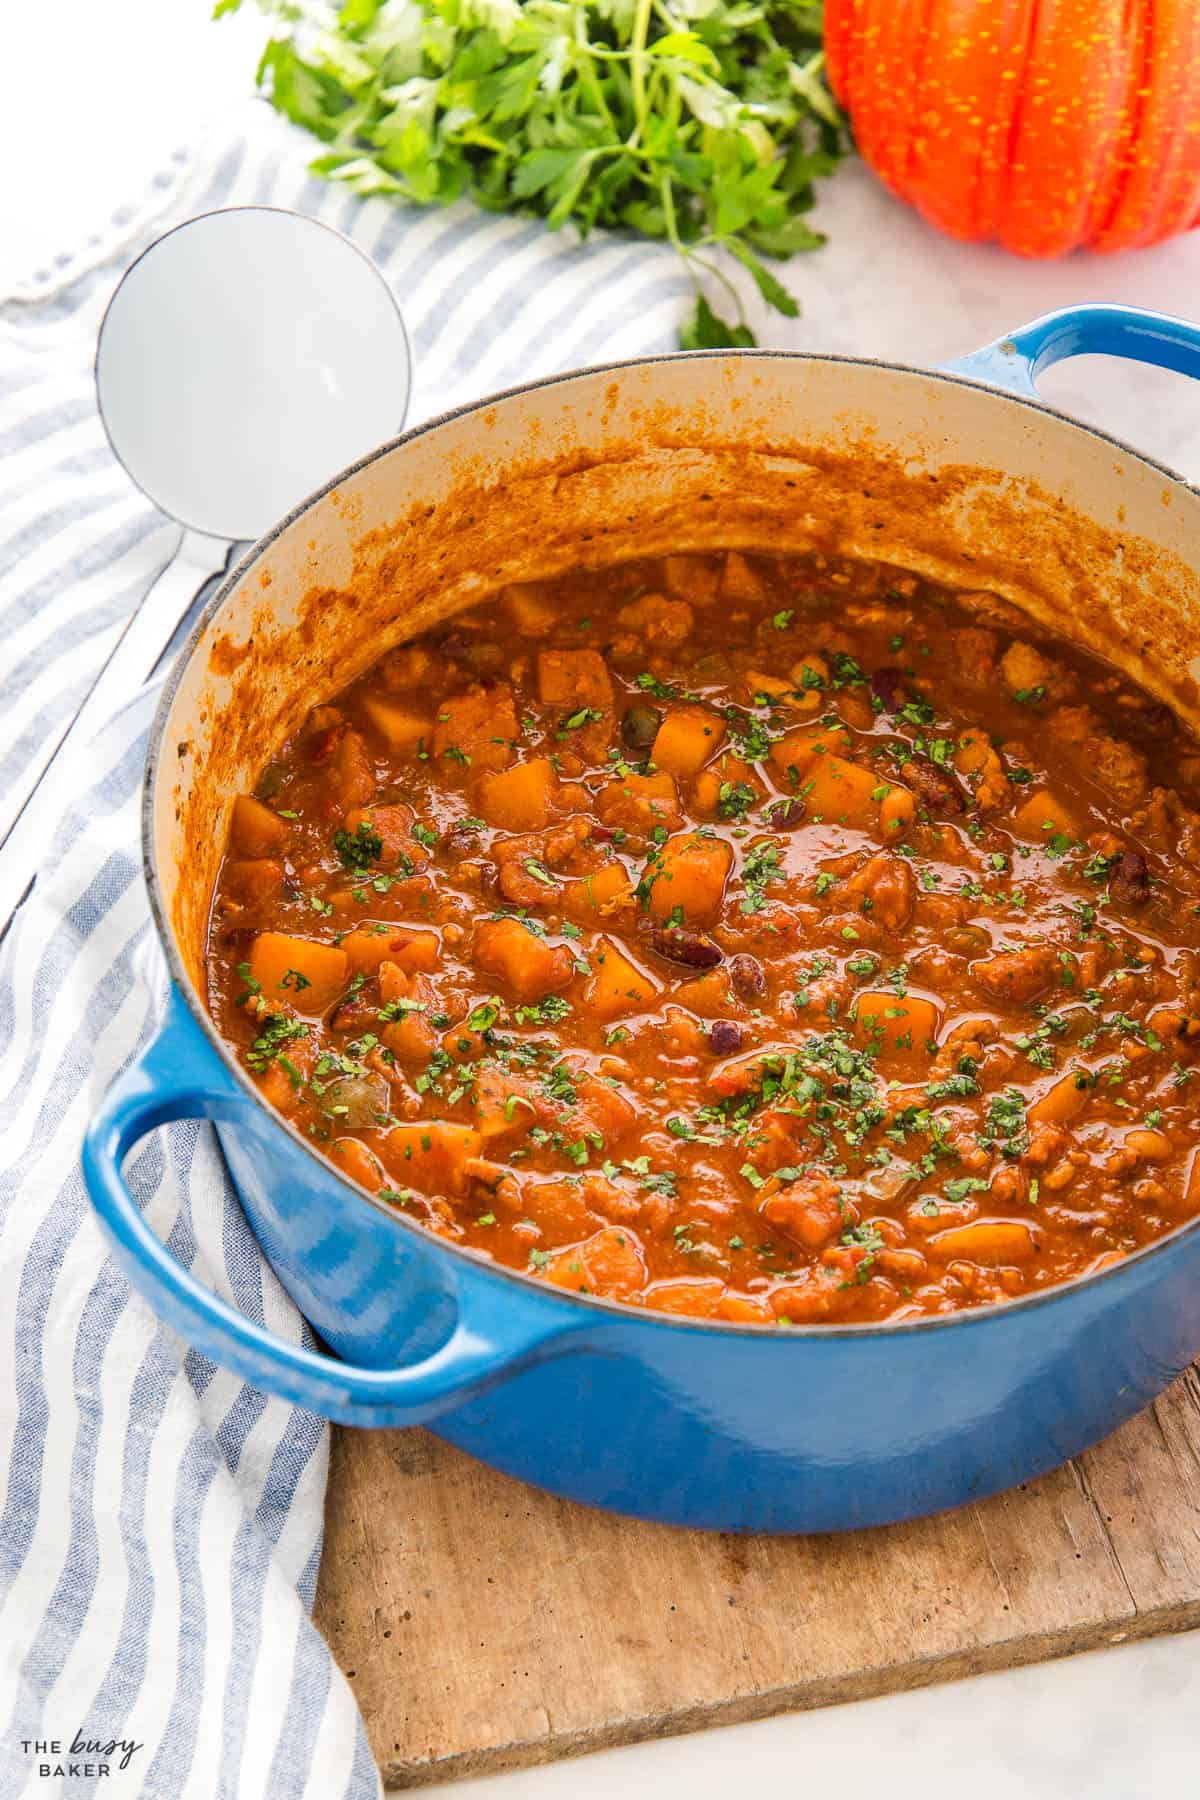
[[83, 304, 1200, 1533]]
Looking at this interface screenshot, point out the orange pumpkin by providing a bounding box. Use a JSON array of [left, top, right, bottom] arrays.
[[825, 0, 1200, 255]]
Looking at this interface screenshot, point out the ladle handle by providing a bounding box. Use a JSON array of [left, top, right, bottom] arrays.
[[0, 529, 228, 934]]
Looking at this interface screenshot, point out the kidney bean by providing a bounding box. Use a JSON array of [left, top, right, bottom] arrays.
[[1110, 850, 1150, 905], [729, 953, 765, 999], [709, 1020, 742, 1056], [871, 666, 906, 711], [907, 758, 966, 814], [766, 797, 806, 829], [644, 924, 723, 968], [442, 825, 485, 861]]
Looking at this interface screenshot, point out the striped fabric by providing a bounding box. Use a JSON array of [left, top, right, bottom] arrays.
[[0, 101, 688, 1798]]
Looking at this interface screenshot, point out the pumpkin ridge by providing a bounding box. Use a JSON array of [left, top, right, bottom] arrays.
[[1089, 0, 1157, 249], [1105, 0, 1200, 248], [975, 0, 1042, 244]]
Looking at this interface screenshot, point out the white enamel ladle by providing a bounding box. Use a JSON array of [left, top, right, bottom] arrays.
[[0, 205, 411, 931]]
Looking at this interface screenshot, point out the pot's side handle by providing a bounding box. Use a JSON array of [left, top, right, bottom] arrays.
[[82, 986, 580, 1426], [941, 303, 1200, 399]]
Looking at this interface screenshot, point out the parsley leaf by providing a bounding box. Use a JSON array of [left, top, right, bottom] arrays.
[[222, 0, 848, 349], [333, 819, 383, 870]]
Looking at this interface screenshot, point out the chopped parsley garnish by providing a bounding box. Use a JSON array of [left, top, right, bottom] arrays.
[[830, 650, 867, 688], [980, 1088, 1030, 1158], [740, 842, 782, 915], [718, 780, 757, 821], [234, 962, 261, 1006], [943, 1175, 988, 1203], [636, 672, 679, 700], [514, 995, 573, 1026], [561, 706, 603, 731], [334, 820, 383, 869], [246, 1013, 308, 1073], [841, 1223, 885, 1282]]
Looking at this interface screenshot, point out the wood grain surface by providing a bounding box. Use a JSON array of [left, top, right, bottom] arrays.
[[313, 1369, 1200, 1791]]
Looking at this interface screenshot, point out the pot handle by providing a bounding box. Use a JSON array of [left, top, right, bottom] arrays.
[[942, 303, 1200, 399], [82, 988, 579, 1426]]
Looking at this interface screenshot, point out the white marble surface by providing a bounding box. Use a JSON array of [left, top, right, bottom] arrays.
[[6, 4, 1200, 1793]]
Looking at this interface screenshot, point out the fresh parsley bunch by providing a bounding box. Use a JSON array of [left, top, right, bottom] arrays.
[[217, 0, 846, 346]]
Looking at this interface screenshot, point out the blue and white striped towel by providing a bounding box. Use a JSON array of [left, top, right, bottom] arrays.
[[0, 99, 690, 1799]]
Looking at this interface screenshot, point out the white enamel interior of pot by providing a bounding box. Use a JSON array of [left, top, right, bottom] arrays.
[[150, 352, 1200, 993]]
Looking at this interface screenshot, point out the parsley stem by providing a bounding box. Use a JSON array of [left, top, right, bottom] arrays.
[[659, 179, 744, 319], [572, 12, 616, 129], [687, 247, 747, 321], [628, 0, 654, 143]]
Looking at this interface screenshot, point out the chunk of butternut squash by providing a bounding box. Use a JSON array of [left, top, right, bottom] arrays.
[[561, 860, 634, 923], [647, 833, 733, 926], [718, 1292, 776, 1324], [800, 751, 883, 826], [745, 671, 793, 701], [477, 757, 555, 832], [361, 695, 432, 755], [596, 770, 682, 836], [380, 1122, 482, 1196], [331, 728, 375, 810], [379, 966, 438, 1065], [1028, 1071, 1091, 1127], [256, 1059, 304, 1116], [643, 1277, 726, 1316], [652, 706, 725, 779], [691, 752, 766, 819], [537, 648, 613, 709], [854, 989, 940, 1055], [248, 933, 348, 1016], [572, 1071, 636, 1146], [379, 644, 436, 692], [675, 969, 733, 1018], [542, 1226, 647, 1299], [473, 916, 575, 1001], [768, 722, 853, 790], [231, 794, 289, 858], [584, 937, 661, 1020], [341, 924, 441, 975], [342, 803, 428, 873], [473, 1065, 539, 1142], [224, 859, 285, 904], [1011, 787, 1079, 844], [616, 594, 693, 647], [432, 686, 517, 772], [329, 1136, 387, 1194]]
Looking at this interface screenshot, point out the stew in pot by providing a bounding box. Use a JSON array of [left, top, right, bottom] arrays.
[[205, 550, 1200, 1324]]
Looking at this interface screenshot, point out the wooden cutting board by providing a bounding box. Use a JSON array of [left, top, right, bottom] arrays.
[[314, 1369, 1200, 1791]]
